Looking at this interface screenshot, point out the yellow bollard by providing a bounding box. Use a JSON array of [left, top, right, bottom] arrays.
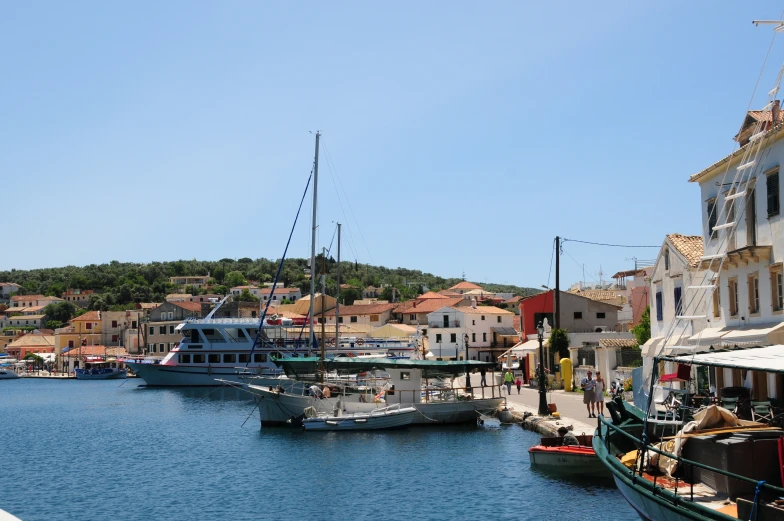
[[560, 358, 573, 392]]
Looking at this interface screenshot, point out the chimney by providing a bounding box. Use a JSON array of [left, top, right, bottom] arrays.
[[774, 100, 781, 127]]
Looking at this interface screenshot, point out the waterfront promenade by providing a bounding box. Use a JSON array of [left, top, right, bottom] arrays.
[[502, 385, 597, 435]]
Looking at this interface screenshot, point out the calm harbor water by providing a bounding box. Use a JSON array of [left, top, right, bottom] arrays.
[[2, 380, 636, 521]]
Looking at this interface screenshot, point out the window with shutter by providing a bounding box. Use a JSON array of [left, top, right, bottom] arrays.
[[674, 287, 682, 315], [768, 171, 780, 218], [655, 292, 663, 321], [707, 199, 718, 235]]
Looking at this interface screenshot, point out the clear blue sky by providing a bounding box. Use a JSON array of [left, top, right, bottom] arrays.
[[3, 2, 784, 289]]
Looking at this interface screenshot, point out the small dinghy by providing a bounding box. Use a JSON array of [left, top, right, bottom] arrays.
[[528, 431, 611, 477], [477, 413, 501, 429], [302, 404, 417, 431]]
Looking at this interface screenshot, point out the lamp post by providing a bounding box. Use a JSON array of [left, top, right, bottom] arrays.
[[537, 321, 549, 415]]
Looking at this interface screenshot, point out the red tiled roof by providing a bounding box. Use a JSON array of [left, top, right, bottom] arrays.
[[61, 345, 128, 357], [71, 311, 101, 322], [324, 303, 396, 317], [417, 291, 449, 300], [171, 301, 203, 313], [667, 233, 704, 268], [449, 281, 483, 290], [437, 290, 463, 297], [10, 294, 46, 302], [393, 297, 465, 315]]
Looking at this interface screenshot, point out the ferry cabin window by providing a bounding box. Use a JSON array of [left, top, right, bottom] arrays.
[[190, 330, 200, 342], [239, 354, 250, 363], [223, 354, 236, 363], [179, 354, 191, 363], [253, 353, 267, 363], [236, 329, 247, 341], [208, 354, 220, 363], [193, 354, 205, 363]]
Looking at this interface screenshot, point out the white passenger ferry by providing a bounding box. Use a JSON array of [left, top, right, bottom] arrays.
[[124, 316, 418, 386]]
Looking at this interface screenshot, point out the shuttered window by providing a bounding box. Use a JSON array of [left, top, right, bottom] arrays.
[[768, 171, 780, 218], [707, 199, 718, 234], [674, 287, 682, 315], [655, 292, 663, 321]]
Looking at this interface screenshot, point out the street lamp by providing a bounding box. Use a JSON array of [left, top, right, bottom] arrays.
[[537, 321, 549, 415]]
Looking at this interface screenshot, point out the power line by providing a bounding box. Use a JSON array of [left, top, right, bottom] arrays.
[[562, 238, 660, 248]]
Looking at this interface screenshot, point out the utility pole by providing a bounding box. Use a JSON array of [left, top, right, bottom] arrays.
[[308, 131, 320, 355], [555, 236, 560, 331]]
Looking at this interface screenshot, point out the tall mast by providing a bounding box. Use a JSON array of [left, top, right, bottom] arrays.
[[336, 223, 341, 349], [308, 131, 320, 354]]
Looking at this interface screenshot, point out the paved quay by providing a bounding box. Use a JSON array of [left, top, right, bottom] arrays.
[[499, 384, 598, 437]]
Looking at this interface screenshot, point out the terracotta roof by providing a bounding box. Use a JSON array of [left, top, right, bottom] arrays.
[[138, 303, 159, 309], [504, 296, 523, 304], [61, 345, 128, 357], [455, 306, 513, 315], [10, 294, 46, 302], [166, 293, 192, 299], [7, 334, 55, 348], [71, 311, 101, 322], [667, 233, 704, 268], [417, 291, 449, 300], [598, 338, 639, 348], [7, 314, 45, 320], [170, 301, 203, 313], [21, 305, 46, 313], [746, 109, 784, 124], [448, 281, 483, 291], [437, 290, 463, 297], [0, 282, 21, 287], [324, 303, 396, 317], [393, 297, 465, 315], [571, 290, 623, 302]]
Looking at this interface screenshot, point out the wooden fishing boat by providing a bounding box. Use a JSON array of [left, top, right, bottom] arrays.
[[529, 434, 611, 477]]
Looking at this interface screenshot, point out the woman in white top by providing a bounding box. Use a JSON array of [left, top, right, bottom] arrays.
[[593, 372, 605, 417]]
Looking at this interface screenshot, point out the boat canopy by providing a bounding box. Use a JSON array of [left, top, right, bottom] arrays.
[[661, 344, 784, 374], [275, 357, 496, 378]]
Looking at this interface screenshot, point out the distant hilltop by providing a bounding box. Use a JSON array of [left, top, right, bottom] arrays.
[[0, 258, 540, 311]]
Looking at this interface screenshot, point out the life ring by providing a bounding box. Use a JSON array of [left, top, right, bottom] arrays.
[[275, 338, 284, 347], [356, 338, 365, 346]]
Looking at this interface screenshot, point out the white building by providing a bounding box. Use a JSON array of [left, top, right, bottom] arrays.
[[425, 304, 515, 362], [0, 282, 21, 301]]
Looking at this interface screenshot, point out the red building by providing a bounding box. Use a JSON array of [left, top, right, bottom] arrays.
[[518, 291, 555, 339]]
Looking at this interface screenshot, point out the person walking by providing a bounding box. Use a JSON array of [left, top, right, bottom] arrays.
[[581, 370, 596, 418], [515, 376, 522, 394], [504, 369, 514, 394], [480, 367, 487, 387], [594, 371, 606, 417]]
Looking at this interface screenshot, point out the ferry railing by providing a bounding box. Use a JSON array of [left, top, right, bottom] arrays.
[[597, 413, 784, 500]]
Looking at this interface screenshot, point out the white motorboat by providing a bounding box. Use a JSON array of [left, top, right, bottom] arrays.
[[0, 369, 20, 380], [302, 404, 417, 431]]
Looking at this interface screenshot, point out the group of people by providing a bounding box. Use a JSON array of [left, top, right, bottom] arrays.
[[503, 370, 522, 394], [580, 370, 605, 418]]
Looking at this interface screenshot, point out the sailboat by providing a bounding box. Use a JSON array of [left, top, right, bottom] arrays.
[[594, 19, 784, 520]]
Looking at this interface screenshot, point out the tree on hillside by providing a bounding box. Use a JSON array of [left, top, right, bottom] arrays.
[[338, 287, 361, 306], [224, 271, 247, 288], [632, 306, 651, 347], [233, 289, 259, 303], [43, 301, 77, 323]]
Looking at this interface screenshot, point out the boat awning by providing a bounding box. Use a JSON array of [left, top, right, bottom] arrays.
[[491, 327, 519, 337], [663, 345, 784, 374], [640, 336, 663, 357], [275, 357, 496, 378]]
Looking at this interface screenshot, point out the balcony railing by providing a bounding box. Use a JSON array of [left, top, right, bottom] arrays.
[[428, 320, 461, 328]]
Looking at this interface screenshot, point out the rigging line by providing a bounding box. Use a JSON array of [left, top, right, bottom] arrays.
[[320, 142, 361, 262], [561, 248, 603, 286], [562, 238, 659, 248], [246, 171, 314, 366], [322, 141, 362, 263], [321, 139, 374, 264]]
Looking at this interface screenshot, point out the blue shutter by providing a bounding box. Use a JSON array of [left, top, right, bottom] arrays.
[[656, 292, 663, 321], [674, 287, 682, 315]]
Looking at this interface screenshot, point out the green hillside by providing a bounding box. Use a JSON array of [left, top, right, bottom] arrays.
[[0, 258, 540, 311]]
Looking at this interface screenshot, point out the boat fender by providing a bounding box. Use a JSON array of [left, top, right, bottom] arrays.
[[606, 400, 624, 425]]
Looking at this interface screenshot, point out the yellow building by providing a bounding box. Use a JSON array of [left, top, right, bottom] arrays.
[[54, 311, 103, 355]]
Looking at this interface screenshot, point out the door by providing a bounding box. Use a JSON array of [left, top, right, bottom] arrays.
[[443, 314, 449, 328], [747, 188, 757, 247]]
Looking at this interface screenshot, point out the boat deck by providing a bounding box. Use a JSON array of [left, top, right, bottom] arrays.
[[634, 466, 736, 514]]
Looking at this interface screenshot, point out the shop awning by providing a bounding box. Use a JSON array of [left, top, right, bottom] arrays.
[[664, 345, 784, 374], [688, 327, 727, 345], [720, 322, 784, 346], [492, 327, 520, 337]]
